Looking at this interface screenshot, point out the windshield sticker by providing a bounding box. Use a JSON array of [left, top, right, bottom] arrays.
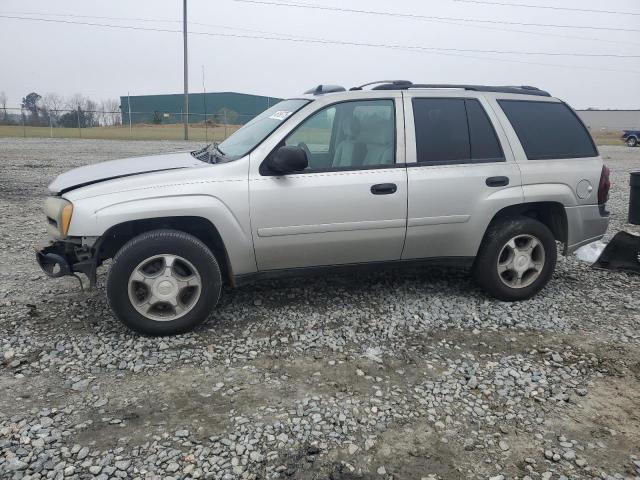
[[269, 111, 293, 121]]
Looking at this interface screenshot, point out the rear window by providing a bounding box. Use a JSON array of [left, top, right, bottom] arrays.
[[498, 100, 597, 160]]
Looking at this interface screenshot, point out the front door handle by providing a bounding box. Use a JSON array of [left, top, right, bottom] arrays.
[[371, 183, 397, 195], [486, 176, 509, 187]]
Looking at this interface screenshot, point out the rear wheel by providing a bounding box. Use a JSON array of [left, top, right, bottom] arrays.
[[627, 136, 638, 147], [106, 229, 221, 335], [473, 217, 557, 301]]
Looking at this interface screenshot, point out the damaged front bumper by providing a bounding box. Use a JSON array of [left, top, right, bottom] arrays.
[[36, 239, 101, 287]]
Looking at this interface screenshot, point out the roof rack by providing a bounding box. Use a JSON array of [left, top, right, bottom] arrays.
[[304, 84, 346, 95], [303, 81, 551, 97], [364, 81, 551, 97], [349, 80, 412, 91]]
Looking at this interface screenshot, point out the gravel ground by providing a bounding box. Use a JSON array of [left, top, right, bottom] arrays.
[[1, 138, 639, 480]]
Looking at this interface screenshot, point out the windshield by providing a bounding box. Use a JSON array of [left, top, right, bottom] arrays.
[[216, 99, 310, 158]]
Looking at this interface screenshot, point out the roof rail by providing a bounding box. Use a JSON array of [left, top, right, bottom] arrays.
[[350, 80, 412, 91], [304, 84, 346, 95], [368, 81, 551, 97]]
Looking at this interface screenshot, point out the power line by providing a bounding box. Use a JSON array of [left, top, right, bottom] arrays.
[[233, 0, 640, 33], [0, 10, 296, 34], [449, 0, 640, 17], [0, 11, 319, 40], [0, 11, 180, 24], [1, 14, 639, 58], [413, 14, 640, 47], [5, 9, 640, 47], [1, 14, 639, 75]]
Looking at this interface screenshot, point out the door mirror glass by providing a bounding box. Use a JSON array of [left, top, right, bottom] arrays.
[[266, 146, 308, 174]]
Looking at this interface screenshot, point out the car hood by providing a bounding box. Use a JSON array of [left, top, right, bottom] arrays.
[[49, 152, 204, 194]]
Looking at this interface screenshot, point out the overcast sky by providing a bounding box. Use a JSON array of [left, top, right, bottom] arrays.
[[1, 0, 639, 109]]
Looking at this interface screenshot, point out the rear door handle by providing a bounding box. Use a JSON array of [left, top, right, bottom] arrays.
[[486, 176, 509, 187], [371, 183, 397, 195]]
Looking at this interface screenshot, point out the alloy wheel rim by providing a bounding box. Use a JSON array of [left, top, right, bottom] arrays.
[[496, 234, 546, 289], [127, 254, 202, 322]]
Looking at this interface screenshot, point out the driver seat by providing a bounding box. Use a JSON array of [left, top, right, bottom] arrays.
[[332, 117, 366, 168]]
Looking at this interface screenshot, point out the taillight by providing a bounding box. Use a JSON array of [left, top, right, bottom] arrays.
[[598, 164, 610, 205]]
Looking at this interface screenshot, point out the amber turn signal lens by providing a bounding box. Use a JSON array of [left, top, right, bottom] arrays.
[[60, 203, 73, 236]]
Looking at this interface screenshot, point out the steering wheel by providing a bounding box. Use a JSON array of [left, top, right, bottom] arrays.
[[297, 142, 312, 163]]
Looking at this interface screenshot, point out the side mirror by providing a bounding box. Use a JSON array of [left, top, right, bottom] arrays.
[[266, 146, 308, 174]]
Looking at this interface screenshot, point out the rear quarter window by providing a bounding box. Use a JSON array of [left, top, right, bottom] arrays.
[[498, 100, 598, 160]]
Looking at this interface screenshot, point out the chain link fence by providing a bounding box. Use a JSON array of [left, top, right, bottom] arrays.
[[0, 107, 255, 142], [1, 107, 630, 146]]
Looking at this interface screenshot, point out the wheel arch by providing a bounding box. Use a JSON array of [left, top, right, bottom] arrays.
[[97, 216, 234, 284], [481, 201, 568, 254]]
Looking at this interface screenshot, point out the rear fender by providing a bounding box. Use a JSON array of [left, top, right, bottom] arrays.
[[522, 183, 577, 207]]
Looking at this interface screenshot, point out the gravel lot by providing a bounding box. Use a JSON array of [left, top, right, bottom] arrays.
[[1, 138, 639, 480]]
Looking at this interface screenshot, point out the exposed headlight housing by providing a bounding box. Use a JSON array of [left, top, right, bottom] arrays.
[[44, 197, 74, 239]]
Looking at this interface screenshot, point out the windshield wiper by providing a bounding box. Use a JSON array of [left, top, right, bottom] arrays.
[[213, 142, 226, 156], [209, 142, 237, 163], [191, 145, 216, 164], [191, 143, 225, 164], [205, 142, 228, 163]]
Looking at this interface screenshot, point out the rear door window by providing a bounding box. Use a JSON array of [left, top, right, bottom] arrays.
[[412, 98, 504, 165], [466, 99, 504, 161], [498, 100, 598, 160]]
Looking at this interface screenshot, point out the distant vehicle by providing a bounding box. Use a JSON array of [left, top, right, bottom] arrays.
[[623, 130, 639, 147], [37, 81, 610, 335]]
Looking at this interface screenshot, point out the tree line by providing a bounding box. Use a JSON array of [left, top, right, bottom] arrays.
[[0, 91, 121, 128], [0, 91, 246, 128]]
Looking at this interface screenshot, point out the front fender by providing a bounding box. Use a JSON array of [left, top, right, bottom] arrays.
[[69, 193, 256, 276]]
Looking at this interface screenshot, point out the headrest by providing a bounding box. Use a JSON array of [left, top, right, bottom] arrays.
[[342, 116, 361, 139], [377, 123, 393, 144], [357, 118, 394, 145]]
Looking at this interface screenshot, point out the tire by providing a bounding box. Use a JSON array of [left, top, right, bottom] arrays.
[[106, 229, 222, 336], [627, 136, 638, 147], [473, 216, 557, 301]]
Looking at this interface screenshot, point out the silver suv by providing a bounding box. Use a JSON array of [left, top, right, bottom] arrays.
[[37, 81, 611, 335]]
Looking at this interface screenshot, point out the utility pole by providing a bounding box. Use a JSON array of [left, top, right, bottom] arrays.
[[202, 65, 208, 143], [127, 92, 132, 138], [77, 105, 82, 138], [183, 0, 189, 140]]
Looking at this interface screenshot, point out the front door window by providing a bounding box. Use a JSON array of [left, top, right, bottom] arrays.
[[284, 99, 396, 171]]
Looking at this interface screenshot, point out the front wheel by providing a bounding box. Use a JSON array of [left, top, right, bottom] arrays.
[[473, 217, 557, 301], [627, 136, 638, 147], [106, 230, 222, 335]]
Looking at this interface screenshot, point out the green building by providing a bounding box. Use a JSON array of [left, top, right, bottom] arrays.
[[120, 91, 281, 125]]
